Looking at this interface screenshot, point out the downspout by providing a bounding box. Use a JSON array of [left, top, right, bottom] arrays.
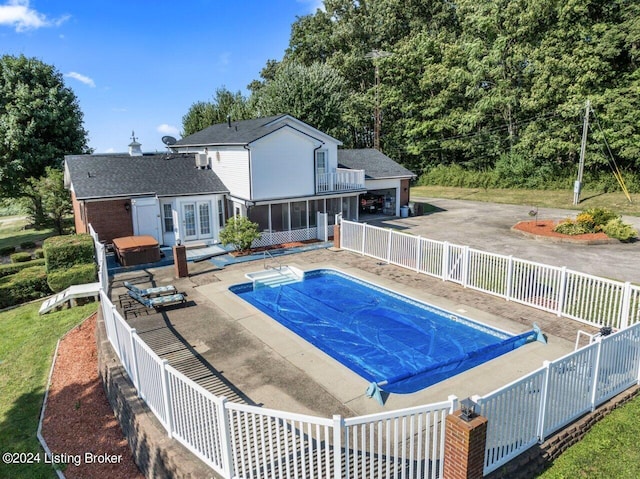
[[313, 143, 323, 195], [243, 144, 253, 204]]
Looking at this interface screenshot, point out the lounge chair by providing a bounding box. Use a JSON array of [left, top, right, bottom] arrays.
[[125, 290, 186, 317], [124, 281, 177, 297]]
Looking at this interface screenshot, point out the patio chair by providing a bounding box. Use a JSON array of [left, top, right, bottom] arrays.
[[125, 290, 186, 317], [124, 281, 176, 297]]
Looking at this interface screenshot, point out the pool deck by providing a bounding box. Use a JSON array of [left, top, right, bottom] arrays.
[[112, 245, 597, 419]]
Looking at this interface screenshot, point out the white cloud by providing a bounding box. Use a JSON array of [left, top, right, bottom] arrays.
[[157, 124, 179, 137], [105, 147, 116, 153], [65, 71, 96, 88], [0, 0, 69, 32]]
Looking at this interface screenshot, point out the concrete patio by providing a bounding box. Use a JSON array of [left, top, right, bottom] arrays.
[[111, 244, 596, 419]]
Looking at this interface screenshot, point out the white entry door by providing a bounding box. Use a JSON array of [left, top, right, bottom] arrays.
[[132, 197, 161, 243], [182, 201, 213, 242]]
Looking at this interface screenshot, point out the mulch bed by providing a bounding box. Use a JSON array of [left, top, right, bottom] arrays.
[[512, 220, 616, 244], [41, 314, 143, 479]]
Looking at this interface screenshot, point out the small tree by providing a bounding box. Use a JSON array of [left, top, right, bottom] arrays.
[[219, 215, 261, 254], [21, 167, 71, 233]]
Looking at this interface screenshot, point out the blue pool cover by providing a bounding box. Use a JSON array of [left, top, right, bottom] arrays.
[[230, 269, 537, 395]]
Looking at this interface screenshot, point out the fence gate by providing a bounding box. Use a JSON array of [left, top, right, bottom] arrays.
[[317, 212, 328, 241]]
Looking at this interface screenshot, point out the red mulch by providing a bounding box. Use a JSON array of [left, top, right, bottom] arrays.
[[512, 220, 612, 242], [41, 314, 143, 479]]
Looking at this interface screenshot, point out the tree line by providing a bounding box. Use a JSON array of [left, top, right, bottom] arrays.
[[184, 0, 640, 189]]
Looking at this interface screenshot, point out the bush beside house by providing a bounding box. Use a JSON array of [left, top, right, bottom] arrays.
[[43, 234, 97, 293], [43, 234, 94, 271], [46, 263, 97, 293], [0, 265, 50, 309], [219, 216, 262, 255]]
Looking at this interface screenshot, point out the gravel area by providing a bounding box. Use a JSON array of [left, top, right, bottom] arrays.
[[41, 314, 143, 479]]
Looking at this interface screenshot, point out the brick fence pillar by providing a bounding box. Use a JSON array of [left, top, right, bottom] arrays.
[[444, 410, 488, 479], [173, 245, 188, 278]]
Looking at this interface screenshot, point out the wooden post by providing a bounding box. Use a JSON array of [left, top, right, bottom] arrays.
[[333, 224, 341, 249], [444, 410, 488, 479]]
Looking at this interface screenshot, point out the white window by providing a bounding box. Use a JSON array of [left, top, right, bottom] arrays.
[[163, 204, 174, 233], [199, 202, 211, 235], [316, 150, 327, 175]]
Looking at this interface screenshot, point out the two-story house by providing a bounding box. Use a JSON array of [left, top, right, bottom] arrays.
[[65, 115, 414, 248]]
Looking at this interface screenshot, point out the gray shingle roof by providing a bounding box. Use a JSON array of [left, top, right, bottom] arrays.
[[66, 153, 229, 200], [338, 149, 415, 179], [174, 115, 291, 146]]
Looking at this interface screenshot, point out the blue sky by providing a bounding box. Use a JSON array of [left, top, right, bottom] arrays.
[[1, 0, 322, 153]]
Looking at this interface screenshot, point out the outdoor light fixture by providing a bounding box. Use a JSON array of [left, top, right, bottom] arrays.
[[124, 203, 130, 212], [460, 397, 478, 422]]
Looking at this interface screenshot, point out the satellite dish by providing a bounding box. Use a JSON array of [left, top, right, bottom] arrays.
[[162, 135, 177, 146]]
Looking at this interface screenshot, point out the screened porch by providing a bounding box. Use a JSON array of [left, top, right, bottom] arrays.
[[247, 195, 359, 247]]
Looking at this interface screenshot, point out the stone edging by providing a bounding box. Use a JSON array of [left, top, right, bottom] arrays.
[[95, 309, 218, 479], [485, 385, 640, 478], [37, 337, 66, 479], [511, 222, 619, 245]]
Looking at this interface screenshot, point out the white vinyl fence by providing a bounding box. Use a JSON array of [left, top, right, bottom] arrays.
[[90, 223, 640, 477], [89, 225, 454, 479], [475, 323, 640, 474], [340, 220, 640, 330]]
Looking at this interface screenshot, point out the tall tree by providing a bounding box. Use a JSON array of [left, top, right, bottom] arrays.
[[253, 61, 349, 140], [0, 55, 88, 200], [182, 87, 252, 136]]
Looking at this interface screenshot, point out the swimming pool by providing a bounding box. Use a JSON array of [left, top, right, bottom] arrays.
[[230, 269, 535, 394]]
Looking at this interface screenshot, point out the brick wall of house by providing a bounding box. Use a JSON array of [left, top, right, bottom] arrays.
[[71, 191, 87, 234], [84, 199, 134, 243]]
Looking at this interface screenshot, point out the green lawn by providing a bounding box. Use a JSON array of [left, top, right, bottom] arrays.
[[0, 216, 56, 251], [411, 186, 640, 217], [0, 301, 97, 479]]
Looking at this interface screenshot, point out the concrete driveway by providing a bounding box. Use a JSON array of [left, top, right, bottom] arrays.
[[371, 197, 640, 284]]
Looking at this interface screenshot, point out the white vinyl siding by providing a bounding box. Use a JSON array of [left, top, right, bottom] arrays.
[[250, 128, 318, 200], [209, 146, 251, 199]]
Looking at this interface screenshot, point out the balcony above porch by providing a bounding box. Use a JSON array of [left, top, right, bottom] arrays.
[[316, 168, 365, 193]]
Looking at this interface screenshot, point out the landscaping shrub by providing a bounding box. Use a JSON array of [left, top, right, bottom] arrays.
[[46, 263, 97, 293], [575, 212, 596, 232], [10, 252, 32, 263], [219, 215, 262, 254], [19, 241, 36, 250], [34, 248, 44, 259], [43, 234, 94, 272], [582, 207, 618, 228], [553, 207, 637, 240], [553, 219, 592, 235], [0, 245, 16, 256], [0, 265, 51, 309], [0, 259, 46, 279], [602, 218, 638, 242]]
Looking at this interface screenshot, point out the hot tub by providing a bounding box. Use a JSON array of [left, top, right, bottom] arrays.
[[112, 235, 161, 266]]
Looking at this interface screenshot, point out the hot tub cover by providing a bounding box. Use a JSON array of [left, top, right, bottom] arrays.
[[112, 235, 159, 252]]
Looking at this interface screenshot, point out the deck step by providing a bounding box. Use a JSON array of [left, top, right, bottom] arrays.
[[248, 267, 302, 289], [39, 282, 101, 315]]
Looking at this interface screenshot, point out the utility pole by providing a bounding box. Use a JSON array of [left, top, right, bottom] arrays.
[[365, 50, 392, 151], [573, 99, 591, 205]]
